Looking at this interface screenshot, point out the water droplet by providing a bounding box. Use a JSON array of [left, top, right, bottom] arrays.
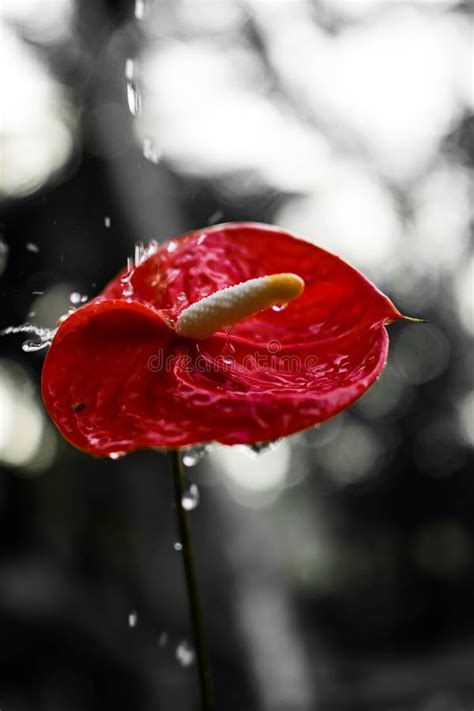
[[182, 444, 213, 467], [70, 292, 87, 305], [135, 0, 146, 19], [158, 632, 168, 647], [176, 640, 195, 667], [176, 292, 187, 304], [207, 209, 223, 225], [142, 137, 160, 164], [221, 340, 235, 366], [109, 451, 125, 460], [167, 240, 178, 253], [25, 242, 39, 253], [181, 483, 200, 511], [272, 303, 288, 312], [174, 542, 183, 551], [32, 290, 44, 295], [104, 216, 111, 228], [128, 610, 138, 627], [125, 58, 134, 80], [127, 81, 141, 117]]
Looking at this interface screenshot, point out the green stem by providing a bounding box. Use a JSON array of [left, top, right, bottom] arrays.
[[168, 449, 213, 710]]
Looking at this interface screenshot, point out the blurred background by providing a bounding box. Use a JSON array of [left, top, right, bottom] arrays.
[[0, 1, 473, 709]]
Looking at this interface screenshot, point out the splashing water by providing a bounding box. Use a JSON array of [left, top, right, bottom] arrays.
[[0, 323, 57, 352], [176, 640, 195, 667], [182, 444, 214, 467], [127, 81, 141, 117], [181, 483, 200, 511], [120, 242, 159, 297], [128, 610, 138, 628]]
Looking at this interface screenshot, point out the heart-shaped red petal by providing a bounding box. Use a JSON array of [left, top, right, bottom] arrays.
[[42, 223, 402, 456]]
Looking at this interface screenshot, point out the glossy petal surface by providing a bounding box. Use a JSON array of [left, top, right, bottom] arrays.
[[42, 223, 401, 456]]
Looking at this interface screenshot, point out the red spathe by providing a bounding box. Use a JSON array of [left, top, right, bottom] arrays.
[[41, 223, 402, 456]]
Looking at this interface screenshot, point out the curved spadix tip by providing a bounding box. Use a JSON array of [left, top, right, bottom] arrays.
[[175, 272, 305, 339]]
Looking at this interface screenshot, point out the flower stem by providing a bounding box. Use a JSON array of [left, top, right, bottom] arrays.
[[168, 449, 213, 710]]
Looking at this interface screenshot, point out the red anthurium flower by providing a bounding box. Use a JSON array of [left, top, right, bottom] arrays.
[[42, 223, 404, 457]]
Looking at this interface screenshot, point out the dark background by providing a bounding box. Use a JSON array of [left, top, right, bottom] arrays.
[[0, 1, 473, 709]]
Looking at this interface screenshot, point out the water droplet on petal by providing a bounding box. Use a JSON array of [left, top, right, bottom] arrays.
[[181, 483, 200, 511], [174, 542, 183, 551], [167, 240, 178, 253], [127, 81, 141, 117], [176, 640, 195, 667], [272, 303, 287, 312], [128, 610, 138, 627], [109, 451, 125, 460]]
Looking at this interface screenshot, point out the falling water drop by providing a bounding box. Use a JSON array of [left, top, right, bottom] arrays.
[[176, 640, 195, 667], [174, 542, 183, 551], [25, 242, 39, 253], [181, 483, 200, 511], [142, 137, 160, 164], [207, 209, 223, 225], [109, 451, 125, 460], [135, 0, 146, 19], [128, 610, 138, 627], [104, 216, 111, 228], [158, 632, 168, 647], [127, 81, 142, 117], [125, 58, 134, 80], [182, 444, 213, 467]]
